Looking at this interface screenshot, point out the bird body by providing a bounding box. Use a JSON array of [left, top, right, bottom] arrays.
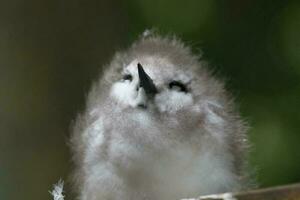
[[71, 33, 251, 200]]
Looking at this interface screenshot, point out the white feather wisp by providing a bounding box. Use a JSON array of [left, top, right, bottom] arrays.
[[49, 179, 65, 200]]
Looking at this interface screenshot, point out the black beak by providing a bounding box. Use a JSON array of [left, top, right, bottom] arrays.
[[137, 63, 157, 96]]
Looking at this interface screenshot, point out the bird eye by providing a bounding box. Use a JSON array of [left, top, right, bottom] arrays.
[[168, 81, 188, 93], [122, 74, 132, 82]]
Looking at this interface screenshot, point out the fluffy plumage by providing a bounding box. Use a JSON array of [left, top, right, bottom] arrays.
[[70, 32, 252, 200]]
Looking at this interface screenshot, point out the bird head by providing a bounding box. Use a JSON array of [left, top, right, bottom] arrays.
[[90, 36, 231, 140]]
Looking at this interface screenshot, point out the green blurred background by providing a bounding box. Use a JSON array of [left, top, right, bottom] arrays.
[[0, 0, 299, 199]]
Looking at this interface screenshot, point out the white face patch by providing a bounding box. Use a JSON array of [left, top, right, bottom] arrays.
[[110, 80, 147, 108], [155, 90, 193, 113], [110, 80, 137, 107]]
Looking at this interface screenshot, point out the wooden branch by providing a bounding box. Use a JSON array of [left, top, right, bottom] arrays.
[[182, 183, 300, 200]]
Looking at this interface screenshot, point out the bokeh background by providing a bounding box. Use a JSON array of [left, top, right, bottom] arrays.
[[1, 0, 299, 199]]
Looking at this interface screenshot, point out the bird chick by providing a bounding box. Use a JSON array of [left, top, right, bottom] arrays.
[[70, 32, 252, 200]]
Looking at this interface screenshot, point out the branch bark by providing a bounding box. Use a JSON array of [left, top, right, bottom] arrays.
[[182, 183, 300, 200]]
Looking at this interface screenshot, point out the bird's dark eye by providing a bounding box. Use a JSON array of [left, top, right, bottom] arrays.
[[169, 81, 188, 93], [122, 74, 132, 81]]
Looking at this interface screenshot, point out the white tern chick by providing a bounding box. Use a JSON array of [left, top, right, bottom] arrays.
[[71, 33, 252, 200]]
